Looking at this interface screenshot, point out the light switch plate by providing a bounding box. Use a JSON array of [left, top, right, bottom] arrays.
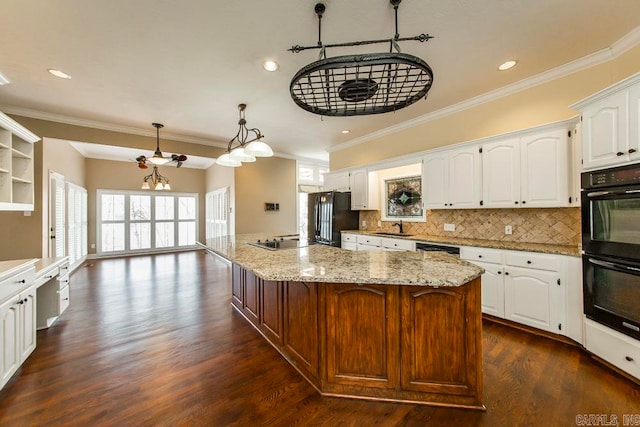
[[505, 225, 513, 235], [444, 223, 455, 232]]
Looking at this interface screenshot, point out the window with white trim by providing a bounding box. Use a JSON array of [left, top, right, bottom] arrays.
[[97, 190, 198, 255]]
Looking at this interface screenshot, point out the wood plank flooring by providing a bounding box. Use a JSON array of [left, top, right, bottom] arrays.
[[0, 251, 638, 426]]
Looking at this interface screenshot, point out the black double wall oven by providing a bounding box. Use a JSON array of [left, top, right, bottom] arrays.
[[582, 163, 640, 340]]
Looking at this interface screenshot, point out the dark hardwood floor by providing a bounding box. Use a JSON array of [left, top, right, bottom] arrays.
[[0, 251, 638, 426]]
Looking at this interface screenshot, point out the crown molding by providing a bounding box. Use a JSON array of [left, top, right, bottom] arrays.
[[1, 106, 228, 148], [0, 111, 40, 142], [327, 25, 640, 153]]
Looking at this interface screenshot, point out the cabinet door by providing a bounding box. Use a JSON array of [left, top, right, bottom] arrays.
[[448, 146, 481, 208], [581, 91, 629, 170], [283, 281, 318, 378], [325, 284, 399, 389], [260, 280, 283, 345], [482, 138, 521, 208], [324, 172, 350, 192], [422, 153, 448, 208], [504, 267, 558, 333], [629, 83, 640, 162], [243, 270, 260, 325], [342, 242, 357, 251], [20, 286, 37, 361], [231, 263, 244, 309], [0, 297, 20, 389], [475, 262, 504, 318], [349, 169, 376, 210], [520, 129, 570, 207]]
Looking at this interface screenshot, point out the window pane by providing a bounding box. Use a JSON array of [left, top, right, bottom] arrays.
[[130, 195, 151, 220], [102, 194, 125, 221], [101, 223, 125, 252], [130, 223, 151, 250], [178, 221, 196, 246], [155, 196, 174, 220], [299, 165, 315, 182], [179, 197, 196, 220], [155, 222, 174, 248]]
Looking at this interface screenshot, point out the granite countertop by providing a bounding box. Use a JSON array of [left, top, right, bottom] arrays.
[[342, 230, 581, 257], [203, 234, 483, 287]]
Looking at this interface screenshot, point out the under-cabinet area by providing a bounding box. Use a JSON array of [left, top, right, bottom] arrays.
[[0, 257, 70, 391]]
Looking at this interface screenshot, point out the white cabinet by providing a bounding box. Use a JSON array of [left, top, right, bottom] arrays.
[[0, 284, 36, 390], [585, 318, 640, 380], [380, 237, 415, 251], [343, 233, 415, 251], [349, 169, 378, 210], [482, 128, 570, 208], [36, 258, 71, 330], [341, 233, 357, 251], [356, 235, 382, 251], [461, 247, 581, 338], [323, 171, 350, 192], [423, 146, 481, 209], [0, 112, 40, 211], [572, 73, 640, 171]]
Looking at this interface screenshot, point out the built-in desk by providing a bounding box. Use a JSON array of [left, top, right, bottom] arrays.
[[34, 257, 70, 329]]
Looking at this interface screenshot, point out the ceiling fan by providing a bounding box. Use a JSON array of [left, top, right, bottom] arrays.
[[135, 123, 187, 169]]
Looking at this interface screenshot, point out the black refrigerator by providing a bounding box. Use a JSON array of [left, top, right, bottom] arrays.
[[308, 191, 359, 247]]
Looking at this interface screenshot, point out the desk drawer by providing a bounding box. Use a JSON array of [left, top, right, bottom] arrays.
[[59, 285, 70, 314], [0, 268, 34, 303]]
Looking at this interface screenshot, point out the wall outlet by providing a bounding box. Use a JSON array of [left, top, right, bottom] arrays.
[[505, 225, 513, 235], [377, 220, 382, 227], [91, 243, 96, 249], [362, 220, 367, 227], [444, 223, 455, 232]]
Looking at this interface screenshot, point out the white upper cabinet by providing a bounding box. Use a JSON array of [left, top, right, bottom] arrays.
[[349, 168, 378, 210], [572, 72, 640, 171], [322, 171, 350, 192], [482, 128, 570, 208], [482, 138, 521, 208], [423, 145, 481, 209], [0, 112, 40, 211]]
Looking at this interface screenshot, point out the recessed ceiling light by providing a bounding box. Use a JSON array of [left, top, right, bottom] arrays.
[[341, 130, 350, 134], [263, 60, 279, 72], [498, 60, 517, 71], [0, 72, 9, 85], [47, 69, 72, 79]]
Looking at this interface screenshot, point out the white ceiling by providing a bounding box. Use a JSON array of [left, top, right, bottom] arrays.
[[1, 0, 639, 163]]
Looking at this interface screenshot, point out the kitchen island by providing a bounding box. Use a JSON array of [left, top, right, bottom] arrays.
[[203, 234, 485, 410]]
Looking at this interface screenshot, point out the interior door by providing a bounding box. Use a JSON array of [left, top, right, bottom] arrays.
[[49, 171, 65, 258], [206, 187, 230, 241]]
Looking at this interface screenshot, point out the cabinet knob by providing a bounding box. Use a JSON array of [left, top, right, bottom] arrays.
[[46, 275, 54, 279], [515, 201, 519, 205], [23, 298, 27, 303], [63, 298, 69, 301], [17, 279, 26, 284], [629, 149, 637, 154], [16, 300, 23, 305], [527, 260, 532, 264], [497, 271, 502, 275], [505, 271, 510, 276], [625, 356, 634, 362], [478, 255, 482, 258], [521, 201, 526, 205], [616, 151, 625, 156]]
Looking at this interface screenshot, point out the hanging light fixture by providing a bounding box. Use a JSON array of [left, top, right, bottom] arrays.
[[141, 165, 171, 190], [217, 104, 273, 167], [135, 123, 188, 168], [288, 0, 434, 116]]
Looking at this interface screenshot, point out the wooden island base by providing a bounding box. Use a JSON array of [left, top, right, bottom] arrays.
[[231, 264, 484, 410]]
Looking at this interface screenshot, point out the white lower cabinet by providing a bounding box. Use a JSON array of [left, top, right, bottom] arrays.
[[585, 318, 640, 380], [342, 234, 416, 252], [461, 246, 582, 340], [356, 235, 382, 251], [0, 284, 36, 390]]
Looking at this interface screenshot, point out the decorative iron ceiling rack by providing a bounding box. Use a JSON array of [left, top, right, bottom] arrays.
[[288, 0, 434, 117]]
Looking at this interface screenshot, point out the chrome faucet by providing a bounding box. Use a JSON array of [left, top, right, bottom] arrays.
[[392, 220, 404, 234]]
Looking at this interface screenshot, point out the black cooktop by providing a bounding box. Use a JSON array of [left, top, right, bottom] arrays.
[[247, 238, 314, 251]]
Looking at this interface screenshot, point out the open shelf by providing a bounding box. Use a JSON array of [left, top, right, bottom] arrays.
[[0, 111, 39, 210]]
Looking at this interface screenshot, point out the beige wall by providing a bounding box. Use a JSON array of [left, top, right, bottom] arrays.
[[330, 44, 640, 170], [85, 158, 206, 254], [234, 157, 297, 234], [205, 163, 236, 235]]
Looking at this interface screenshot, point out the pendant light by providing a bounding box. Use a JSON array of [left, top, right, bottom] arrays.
[[141, 165, 171, 190], [217, 104, 273, 167]]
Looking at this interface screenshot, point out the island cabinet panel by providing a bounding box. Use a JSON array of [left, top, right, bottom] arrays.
[[325, 284, 400, 389], [283, 281, 319, 379], [242, 270, 260, 326], [231, 264, 243, 309], [260, 280, 283, 345], [400, 279, 482, 398]]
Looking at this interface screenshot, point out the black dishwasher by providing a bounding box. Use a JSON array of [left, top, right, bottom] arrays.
[[415, 242, 460, 256]]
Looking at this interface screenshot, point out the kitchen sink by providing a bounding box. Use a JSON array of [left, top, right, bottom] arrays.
[[373, 232, 414, 237]]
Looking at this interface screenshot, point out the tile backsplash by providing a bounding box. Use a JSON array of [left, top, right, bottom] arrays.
[[359, 208, 581, 246]]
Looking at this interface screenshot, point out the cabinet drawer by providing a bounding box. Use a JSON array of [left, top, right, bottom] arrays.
[[585, 319, 640, 380], [381, 237, 415, 251], [59, 285, 70, 314], [0, 268, 34, 303], [342, 233, 357, 243], [57, 273, 70, 290], [58, 262, 70, 276], [356, 235, 382, 246], [460, 247, 502, 264], [505, 252, 559, 272]]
